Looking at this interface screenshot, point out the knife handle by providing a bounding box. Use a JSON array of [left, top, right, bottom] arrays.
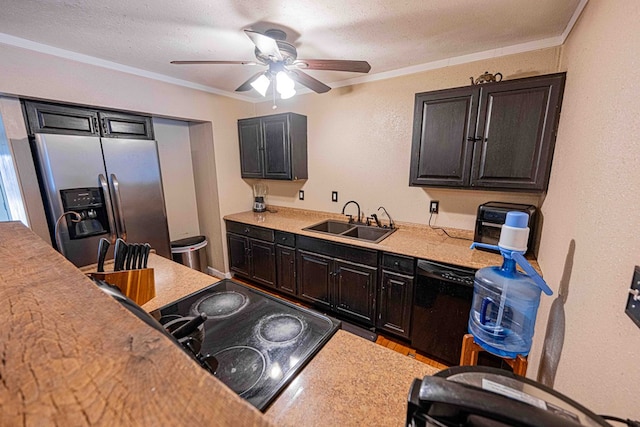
[[114, 238, 127, 271], [142, 243, 151, 268], [97, 238, 110, 273], [126, 243, 136, 271]]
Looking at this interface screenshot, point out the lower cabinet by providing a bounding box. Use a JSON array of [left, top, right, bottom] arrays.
[[276, 244, 297, 296], [226, 221, 276, 288], [296, 236, 378, 326], [377, 253, 416, 339], [226, 224, 418, 333]]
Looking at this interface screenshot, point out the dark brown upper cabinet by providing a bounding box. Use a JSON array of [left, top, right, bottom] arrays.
[[409, 73, 565, 192], [238, 112, 308, 180], [23, 100, 153, 139]]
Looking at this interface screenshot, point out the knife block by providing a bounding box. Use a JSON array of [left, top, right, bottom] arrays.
[[90, 268, 155, 306]]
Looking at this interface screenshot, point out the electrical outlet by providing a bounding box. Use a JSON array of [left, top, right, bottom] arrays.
[[626, 266, 640, 329], [332, 191, 338, 202], [430, 200, 439, 214], [299, 190, 304, 200]]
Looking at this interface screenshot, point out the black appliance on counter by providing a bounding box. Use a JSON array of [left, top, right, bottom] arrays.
[[474, 202, 537, 255], [149, 279, 340, 411], [407, 366, 611, 426]]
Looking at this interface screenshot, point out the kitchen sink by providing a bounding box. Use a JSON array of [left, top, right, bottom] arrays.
[[305, 220, 354, 234], [303, 220, 396, 243]]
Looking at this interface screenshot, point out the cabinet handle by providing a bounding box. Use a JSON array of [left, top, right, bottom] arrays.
[[100, 118, 108, 134], [244, 228, 250, 234], [466, 136, 483, 142]]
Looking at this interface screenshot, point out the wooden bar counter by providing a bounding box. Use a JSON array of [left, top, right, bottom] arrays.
[[1, 222, 438, 426]]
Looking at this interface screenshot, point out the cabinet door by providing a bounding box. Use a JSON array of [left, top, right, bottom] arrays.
[[227, 234, 250, 277], [249, 238, 276, 288], [23, 101, 99, 136], [297, 250, 332, 309], [262, 115, 292, 180], [409, 87, 479, 186], [98, 112, 153, 139], [471, 74, 565, 191], [276, 245, 297, 296], [378, 270, 414, 339], [334, 260, 377, 326], [238, 118, 264, 178]]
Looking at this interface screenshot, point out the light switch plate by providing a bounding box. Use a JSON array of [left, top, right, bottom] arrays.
[[299, 190, 304, 200], [331, 191, 338, 202], [625, 265, 640, 329]]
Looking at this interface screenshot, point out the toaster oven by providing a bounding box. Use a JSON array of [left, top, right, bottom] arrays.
[[474, 201, 537, 255]]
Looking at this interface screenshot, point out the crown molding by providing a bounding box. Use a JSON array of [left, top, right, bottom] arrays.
[[0, 1, 587, 104], [0, 33, 255, 102]]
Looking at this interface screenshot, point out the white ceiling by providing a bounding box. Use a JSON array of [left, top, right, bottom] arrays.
[[0, 0, 586, 101]]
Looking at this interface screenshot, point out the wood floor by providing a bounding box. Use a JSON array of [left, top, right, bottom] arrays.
[[375, 335, 449, 370], [231, 277, 450, 371]]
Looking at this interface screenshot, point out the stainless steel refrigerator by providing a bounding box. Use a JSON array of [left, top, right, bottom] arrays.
[[33, 133, 171, 267]]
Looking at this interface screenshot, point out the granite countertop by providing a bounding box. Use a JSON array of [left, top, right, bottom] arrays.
[[224, 206, 541, 272], [0, 222, 271, 427], [1, 221, 439, 426], [266, 330, 438, 426]]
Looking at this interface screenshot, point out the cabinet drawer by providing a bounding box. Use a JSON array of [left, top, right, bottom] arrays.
[[275, 231, 295, 247], [297, 235, 377, 267], [226, 221, 274, 242], [381, 253, 415, 275]]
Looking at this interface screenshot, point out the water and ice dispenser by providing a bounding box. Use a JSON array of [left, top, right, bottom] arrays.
[[469, 211, 553, 358], [59, 188, 110, 239]]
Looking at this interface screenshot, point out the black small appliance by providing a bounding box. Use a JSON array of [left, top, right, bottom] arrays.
[[474, 202, 537, 255], [407, 366, 611, 426]]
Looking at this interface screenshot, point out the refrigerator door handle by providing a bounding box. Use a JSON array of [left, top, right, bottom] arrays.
[[98, 174, 118, 244], [109, 173, 127, 241]]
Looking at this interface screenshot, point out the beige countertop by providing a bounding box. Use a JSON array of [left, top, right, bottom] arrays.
[[224, 206, 541, 272], [2, 222, 438, 426], [0, 222, 270, 427], [266, 330, 438, 426]]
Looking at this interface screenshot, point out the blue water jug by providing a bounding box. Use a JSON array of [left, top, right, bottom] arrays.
[[469, 212, 553, 358]]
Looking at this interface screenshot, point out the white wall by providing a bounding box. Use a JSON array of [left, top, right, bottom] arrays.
[[528, 0, 640, 418], [153, 117, 200, 241]]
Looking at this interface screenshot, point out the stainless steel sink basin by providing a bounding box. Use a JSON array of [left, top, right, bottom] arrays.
[[305, 220, 353, 234], [303, 220, 396, 243]]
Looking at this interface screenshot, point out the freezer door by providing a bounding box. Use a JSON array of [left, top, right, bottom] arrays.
[[102, 138, 171, 258], [33, 133, 116, 267]]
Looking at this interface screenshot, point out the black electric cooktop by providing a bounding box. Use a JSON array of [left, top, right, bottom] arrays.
[[150, 279, 340, 411]]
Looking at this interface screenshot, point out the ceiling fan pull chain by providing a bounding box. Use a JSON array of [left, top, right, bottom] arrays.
[[272, 80, 278, 110]]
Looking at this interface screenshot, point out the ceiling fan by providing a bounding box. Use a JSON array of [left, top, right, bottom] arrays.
[[171, 29, 371, 97]]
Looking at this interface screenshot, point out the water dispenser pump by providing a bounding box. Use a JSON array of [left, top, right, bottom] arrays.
[[469, 211, 553, 358]]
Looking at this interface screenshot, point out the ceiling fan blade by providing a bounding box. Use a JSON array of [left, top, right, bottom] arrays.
[[293, 59, 371, 73], [235, 71, 267, 92], [171, 60, 258, 65], [244, 30, 283, 62], [287, 69, 331, 94]]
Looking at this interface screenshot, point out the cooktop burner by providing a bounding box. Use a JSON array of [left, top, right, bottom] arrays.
[[192, 290, 248, 318], [213, 346, 266, 395], [150, 279, 340, 411], [257, 313, 305, 344]]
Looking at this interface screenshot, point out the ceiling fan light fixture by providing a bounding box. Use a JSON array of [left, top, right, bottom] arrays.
[[276, 71, 296, 99], [250, 74, 271, 97]]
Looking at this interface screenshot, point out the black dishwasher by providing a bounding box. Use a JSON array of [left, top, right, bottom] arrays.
[[411, 259, 476, 366]]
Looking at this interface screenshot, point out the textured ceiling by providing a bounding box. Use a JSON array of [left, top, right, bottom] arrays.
[[0, 0, 584, 100]]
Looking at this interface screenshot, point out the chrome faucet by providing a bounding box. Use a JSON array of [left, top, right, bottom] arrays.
[[377, 206, 395, 229], [341, 200, 361, 224]]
